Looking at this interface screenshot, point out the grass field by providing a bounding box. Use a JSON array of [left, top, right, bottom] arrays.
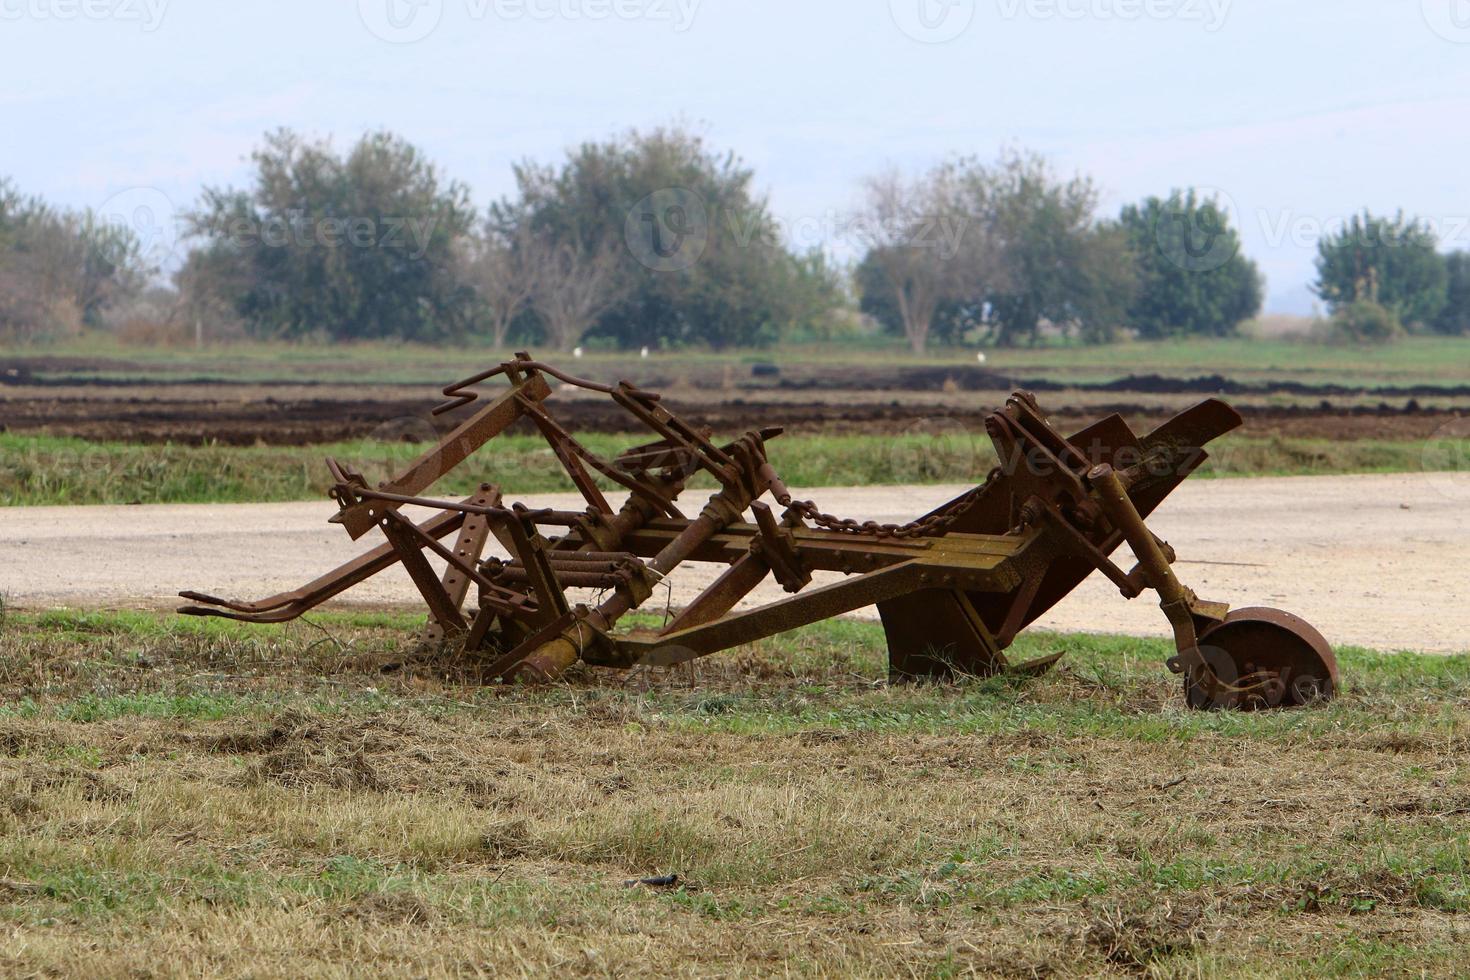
[[3, 430, 1461, 506], [0, 608, 1464, 975], [12, 334, 1470, 388]]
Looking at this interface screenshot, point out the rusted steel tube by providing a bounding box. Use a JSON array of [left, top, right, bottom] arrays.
[[497, 559, 626, 574], [501, 479, 683, 683], [510, 488, 751, 681], [1089, 462, 1217, 692], [599, 490, 748, 618], [494, 567, 625, 589], [541, 551, 640, 563], [347, 487, 586, 526], [512, 637, 582, 682], [1088, 464, 1186, 605]]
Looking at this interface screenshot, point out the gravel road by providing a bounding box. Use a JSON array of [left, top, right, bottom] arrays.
[[4, 473, 1464, 654]]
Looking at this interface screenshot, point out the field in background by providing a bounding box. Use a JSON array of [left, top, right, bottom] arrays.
[[0, 609, 1465, 975], [5, 335, 1470, 506], [9, 333, 1470, 387]]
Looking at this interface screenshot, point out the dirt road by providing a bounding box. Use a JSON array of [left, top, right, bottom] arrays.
[[4, 473, 1464, 654]]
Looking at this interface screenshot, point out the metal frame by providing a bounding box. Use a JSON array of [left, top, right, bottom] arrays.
[[180, 353, 1338, 708]]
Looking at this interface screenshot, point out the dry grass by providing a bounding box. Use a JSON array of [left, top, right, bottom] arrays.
[[0, 609, 1465, 977]]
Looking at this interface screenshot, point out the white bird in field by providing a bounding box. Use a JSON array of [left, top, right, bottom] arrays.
[[573, 346, 584, 358], [976, 352, 988, 364], [640, 346, 650, 359]]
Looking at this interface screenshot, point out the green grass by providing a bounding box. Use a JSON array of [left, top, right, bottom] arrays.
[[4, 430, 1460, 506], [5, 608, 1467, 724], [12, 333, 1470, 388], [984, 333, 1470, 386], [0, 609, 1466, 974]]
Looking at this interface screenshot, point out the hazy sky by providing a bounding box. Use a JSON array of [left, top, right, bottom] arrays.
[[4, 0, 1469, 313]]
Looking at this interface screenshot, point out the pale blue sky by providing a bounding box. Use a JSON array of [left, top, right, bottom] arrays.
[[4, 0, 1469, 312]]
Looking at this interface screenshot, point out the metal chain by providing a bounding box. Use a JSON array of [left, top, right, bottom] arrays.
[[775, 467, 1002, 540]]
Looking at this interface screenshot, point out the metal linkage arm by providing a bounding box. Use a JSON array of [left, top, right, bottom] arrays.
[[178, 505, 470, 623]]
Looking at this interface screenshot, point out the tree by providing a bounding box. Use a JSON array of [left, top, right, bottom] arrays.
[[525, 232, 629, 351], [851, 152, 1134, 348], [1065, 221, 1138, 344], [0, 177, 149, 342], [457, 222, 538, 349], [0, 185, 62, 341], [1434, 251, 1470, 336], [184, 130, 474, 341], [1326, 299, 1401, 344], [173, 245, 249, 343], [855, 250, 986, 346], [972, 151, 1135, 346], [1117, 190, 1262, 339], [1313, 211, 1446, 329], [777, 249, 847, 341], [849, 165, 991, 353], [491, 125, 827, 350]]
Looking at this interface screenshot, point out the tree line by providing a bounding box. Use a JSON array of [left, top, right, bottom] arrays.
[[0, 180, 147, 342], [3, 125, 1469, 350]]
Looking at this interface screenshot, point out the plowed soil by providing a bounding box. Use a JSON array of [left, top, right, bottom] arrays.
[[4, 371, 1464, 445]]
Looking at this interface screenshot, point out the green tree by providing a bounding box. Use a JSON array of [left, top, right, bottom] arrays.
[[492, 126, 831, 350], [780, 249, 848, 340], [1313, 211, 1446, 329], [853, 247, 976, 347], [1117, 190, 1262, 338], [1434, 251, 1470, 335], [971, 151, 1135, 346], [185, 130, 473, 341], [1326, 299, 1401, 344]]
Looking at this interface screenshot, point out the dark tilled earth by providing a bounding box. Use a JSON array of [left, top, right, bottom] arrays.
[[3, 357, 1467, 445], [2, 389, 1462, 446]]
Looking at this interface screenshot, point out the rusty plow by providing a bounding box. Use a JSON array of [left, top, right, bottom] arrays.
[[179, 354, 1338, 710]]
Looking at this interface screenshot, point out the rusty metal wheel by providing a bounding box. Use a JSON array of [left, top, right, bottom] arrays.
[[1185, 607, 1339, 711]]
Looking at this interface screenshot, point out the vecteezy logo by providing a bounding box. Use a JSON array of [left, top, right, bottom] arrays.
[[624, 187, 709, 272], [1423, 0, 1470, 42], [95, 186, 180, 271], [889, 0, 975, 43], [1155, 186, 1241, 274], [358, 0, 443, 43]]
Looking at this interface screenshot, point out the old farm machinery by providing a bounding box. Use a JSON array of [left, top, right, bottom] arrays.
[[179, 355, 1338, 710]]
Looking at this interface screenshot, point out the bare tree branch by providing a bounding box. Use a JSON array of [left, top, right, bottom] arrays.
[[460, 224, 538, 349], [526, 233, 629, 351], [850, 165, 995, 354]]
